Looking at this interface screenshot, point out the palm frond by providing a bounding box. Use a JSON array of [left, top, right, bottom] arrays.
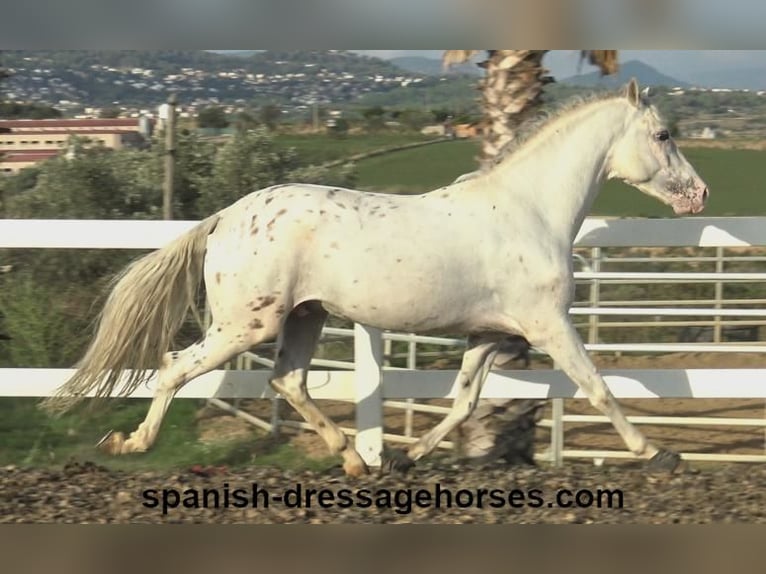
[[581, 50, 619, 75], [442, 50, 483, 70]]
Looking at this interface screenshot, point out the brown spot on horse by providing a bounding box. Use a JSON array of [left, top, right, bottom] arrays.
[[260, 295, 277, 307]]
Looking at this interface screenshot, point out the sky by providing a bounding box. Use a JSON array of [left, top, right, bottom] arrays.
[[351, 51, 766, 85]]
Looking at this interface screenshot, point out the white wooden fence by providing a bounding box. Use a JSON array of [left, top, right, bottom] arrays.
[[1, 217, 765, 468]]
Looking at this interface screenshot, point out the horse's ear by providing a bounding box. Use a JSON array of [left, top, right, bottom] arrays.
[[626, 77, 640, 107]]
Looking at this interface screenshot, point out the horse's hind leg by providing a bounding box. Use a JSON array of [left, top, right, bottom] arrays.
[[268, 301, 368, 477], [99, 322, 269, 455], [526, 312, 680, 470], [384, 336, 500, 471]]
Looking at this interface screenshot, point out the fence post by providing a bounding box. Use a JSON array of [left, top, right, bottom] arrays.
[[550, 397, 564, 467], [714, 246, 724, 343], [162, 93, 177, 221], [404, 339, 417, 438], [588, 247, 601, 346], [354, 323, 384, 468]]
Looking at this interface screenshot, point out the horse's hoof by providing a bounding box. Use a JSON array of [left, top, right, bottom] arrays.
[[96, 430, 125, 455], [462, 454, 502, 468], [381, 448, 416, 475], [342, 458, 369, 478], [326, 464, 347, 478], [646, 449, 681, 472]]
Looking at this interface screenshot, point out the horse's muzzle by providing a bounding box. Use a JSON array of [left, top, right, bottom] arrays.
[[672, 181, 708, 215]]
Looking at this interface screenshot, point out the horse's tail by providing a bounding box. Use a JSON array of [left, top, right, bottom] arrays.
[[41, 214, 221, 416]]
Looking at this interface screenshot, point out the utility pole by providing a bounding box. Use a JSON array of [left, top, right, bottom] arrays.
[[163, 93, 177, 220]]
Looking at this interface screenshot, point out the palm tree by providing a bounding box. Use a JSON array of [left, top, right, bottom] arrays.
[[443, 50, 618, 168], [443, 49, 619, 464]]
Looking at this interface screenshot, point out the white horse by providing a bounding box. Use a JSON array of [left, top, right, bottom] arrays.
[[43, 79, 708, 476]]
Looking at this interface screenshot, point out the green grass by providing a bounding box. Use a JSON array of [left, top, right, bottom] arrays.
[[355, 140, 478, 193], [354, 140, 766, 217], [598, 147, 766, 217], [0, 398, 338, 472], [275, 132, 436, 166]]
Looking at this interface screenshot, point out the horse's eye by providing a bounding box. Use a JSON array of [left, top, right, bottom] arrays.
[[655, 130, 670, 142]]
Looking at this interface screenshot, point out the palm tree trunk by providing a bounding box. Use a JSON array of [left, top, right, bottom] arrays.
[[477, 50, 553, 168], [456, 336, 544, 465]]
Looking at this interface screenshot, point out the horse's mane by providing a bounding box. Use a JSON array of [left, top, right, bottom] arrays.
[[487, 88, 625, 169]]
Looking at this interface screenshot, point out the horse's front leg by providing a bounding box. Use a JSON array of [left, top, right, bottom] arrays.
[[382, 336, 499, 473], [524, 309, 681, 471]]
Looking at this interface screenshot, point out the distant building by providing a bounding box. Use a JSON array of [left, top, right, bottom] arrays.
[[420, 122, 482, 139], [0, 117, 154, 174], [453, 123, 481, 139], [1, 149, 61, 173], [695, 127, 718, 139], [421, 124, 446, 136]]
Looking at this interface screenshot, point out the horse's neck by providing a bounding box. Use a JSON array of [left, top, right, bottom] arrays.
[[488, 100, 627, 244]]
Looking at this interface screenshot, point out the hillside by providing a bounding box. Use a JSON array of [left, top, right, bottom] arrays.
[[560, 60, 689, 88], [3, 51, 765, 140], [389, 56, 482, 77], [0, 50, 432, 111]]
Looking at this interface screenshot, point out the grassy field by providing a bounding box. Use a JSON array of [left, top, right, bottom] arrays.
[[598, 146, 766, 217], [353, 139, 766, 217], [275, 132, 437, 165], [355, 140, 479, 194]]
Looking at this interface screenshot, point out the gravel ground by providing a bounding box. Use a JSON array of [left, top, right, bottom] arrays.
[[2, 459, 764, 523], [5, 354, 764, 524]]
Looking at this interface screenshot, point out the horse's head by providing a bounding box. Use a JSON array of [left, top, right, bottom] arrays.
[[607, 78, 708, 215]]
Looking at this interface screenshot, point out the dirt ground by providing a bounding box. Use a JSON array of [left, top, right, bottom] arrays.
[[2, 458, 765, 523], [3, 352, 764, 524], [208, 351, 766, 463]]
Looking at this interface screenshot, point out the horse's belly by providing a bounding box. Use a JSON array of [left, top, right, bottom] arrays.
[[291, 208, 485, 332], [317, 279, 479, 333]]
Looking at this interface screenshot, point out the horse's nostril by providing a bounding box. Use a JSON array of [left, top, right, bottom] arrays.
[[702, 188, 709, 201]]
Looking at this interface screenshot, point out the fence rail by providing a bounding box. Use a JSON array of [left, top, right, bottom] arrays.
[[1, 216, 765, 467]]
